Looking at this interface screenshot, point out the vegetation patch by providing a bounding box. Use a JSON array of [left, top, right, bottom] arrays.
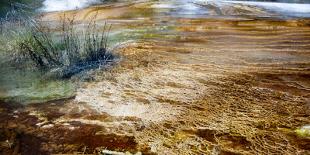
[[1, 10, 116, 79]]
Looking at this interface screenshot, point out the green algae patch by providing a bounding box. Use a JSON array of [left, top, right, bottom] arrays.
[[0, 80, 76, 104], [295, 125, 310, 138], [0, 68, 76, 104]]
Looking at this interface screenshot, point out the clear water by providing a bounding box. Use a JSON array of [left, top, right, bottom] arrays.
[[0, 0, 310, 104], [0, 67, 76, 104]]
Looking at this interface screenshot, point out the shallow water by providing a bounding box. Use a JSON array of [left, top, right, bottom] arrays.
[[0, 66, 75, 104], [0, 0, 310, 154]]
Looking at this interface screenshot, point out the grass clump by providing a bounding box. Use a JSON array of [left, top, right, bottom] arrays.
[[2, 11, 115, 78]]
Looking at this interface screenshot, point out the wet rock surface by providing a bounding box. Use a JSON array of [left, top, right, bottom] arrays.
[[1, 0, 310, 154], [0, 101, 147, 154]]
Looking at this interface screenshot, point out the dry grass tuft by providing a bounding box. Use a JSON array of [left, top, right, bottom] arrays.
[[1, 11, 115, 78]]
